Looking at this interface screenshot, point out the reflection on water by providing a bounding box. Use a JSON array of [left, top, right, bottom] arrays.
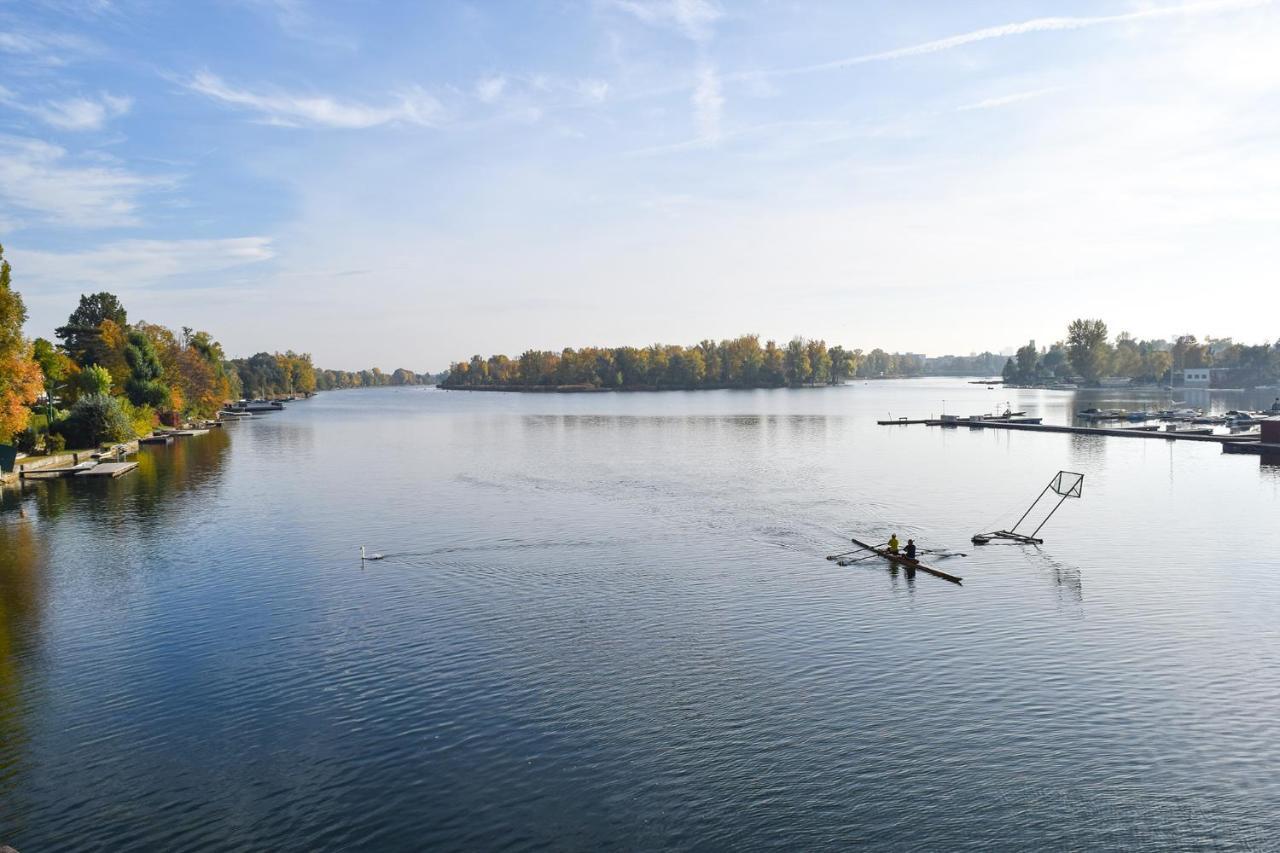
[[1, 381, 1278, 851]]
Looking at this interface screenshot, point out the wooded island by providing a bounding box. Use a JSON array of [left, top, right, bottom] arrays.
[[442, 336, 864, 390]]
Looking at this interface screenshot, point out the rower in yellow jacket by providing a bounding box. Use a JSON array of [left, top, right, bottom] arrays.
[[887, 534, 900, 555]]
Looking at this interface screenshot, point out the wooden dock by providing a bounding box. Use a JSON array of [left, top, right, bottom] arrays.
[[76, 462, 138, 478], [140, 434, 174, 445]]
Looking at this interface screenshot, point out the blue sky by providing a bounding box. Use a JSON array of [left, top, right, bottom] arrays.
[[2, 0, 1278, 369]]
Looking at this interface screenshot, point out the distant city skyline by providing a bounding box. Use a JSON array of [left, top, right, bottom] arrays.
[[3, 0, 1278, 370]]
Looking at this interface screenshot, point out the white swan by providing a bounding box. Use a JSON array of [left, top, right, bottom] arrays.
[[360, 545, 385, 561]]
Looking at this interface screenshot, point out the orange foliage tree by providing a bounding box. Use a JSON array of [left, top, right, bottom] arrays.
[[0, 244, 43, 443]]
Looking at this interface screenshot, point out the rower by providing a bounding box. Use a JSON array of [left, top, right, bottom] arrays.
[[887, 534, 900, 555], [904, 539, 917, 560]]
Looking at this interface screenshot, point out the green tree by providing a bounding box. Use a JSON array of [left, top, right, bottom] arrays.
[[785, 338, 812, 386], [806, 339, 831, 385], [79, 364, 113, 396], [124, 329, 170, 408], [55, 292, 128, 366], [1066, 319, 1110, 383], [1014, 342, 1039, 383]]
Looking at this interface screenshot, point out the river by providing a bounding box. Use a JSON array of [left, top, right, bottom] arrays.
[[2, 379, 1278, 850]]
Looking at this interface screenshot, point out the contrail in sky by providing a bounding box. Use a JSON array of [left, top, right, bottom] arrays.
[[731, 0, 1275, 81]]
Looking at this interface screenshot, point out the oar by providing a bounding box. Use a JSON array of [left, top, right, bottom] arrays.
[[837, 552, 886, 566], [826, 548, 864, 561]]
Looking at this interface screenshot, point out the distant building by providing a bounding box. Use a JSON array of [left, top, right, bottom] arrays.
[[1181, 368, 1211, 386]]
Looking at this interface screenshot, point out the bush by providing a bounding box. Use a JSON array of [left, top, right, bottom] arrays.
[[13, 426, 38, 454], [58, 393, 135, 448], [119, 399, 158, 437], [46, 432, 66, 453]]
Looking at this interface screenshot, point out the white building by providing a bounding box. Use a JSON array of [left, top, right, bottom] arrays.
[[1181, 368, 1211, 386]]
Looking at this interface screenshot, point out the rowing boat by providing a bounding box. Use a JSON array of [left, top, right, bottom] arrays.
[[846, 537, 963, 585]]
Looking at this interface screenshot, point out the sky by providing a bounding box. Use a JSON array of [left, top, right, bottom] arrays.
[[2, 0, 1279, 370]]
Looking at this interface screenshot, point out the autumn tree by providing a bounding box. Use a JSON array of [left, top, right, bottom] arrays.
[[0, 245, 43, 443]]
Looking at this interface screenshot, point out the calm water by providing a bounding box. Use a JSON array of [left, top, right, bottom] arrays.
[[2, 380, 1278, 851]]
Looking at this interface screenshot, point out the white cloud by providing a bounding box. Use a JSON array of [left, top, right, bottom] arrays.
[[31, 92, 133, 130], [475, 75, 507, 103], [579, 78, 611, 103], [186, 71, 442, 128], [742, 0, 1274, 80], [692, 66, 723, 141], [0, 135, 168, 227], [608, 0, 722, 42], [15, 238, 275, 288]]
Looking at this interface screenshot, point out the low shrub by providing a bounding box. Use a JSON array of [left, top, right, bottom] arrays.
[[58, 393, 135, 448]]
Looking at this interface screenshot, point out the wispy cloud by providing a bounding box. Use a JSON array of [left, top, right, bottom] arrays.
[[737, 0, 1274, 80], [27, 92, 134, 130], [475, 75, 507, 103], [0, 28, 101, 67], [693, 66, 723, 141], [186, 71, 442, 129], [956, 87, 1063, 112], [0, 135, 170, 227], [15, 237, 274, 288], [607, 0, 722, 42]]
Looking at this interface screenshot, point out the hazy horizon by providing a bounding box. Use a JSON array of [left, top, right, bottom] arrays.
[[4, 0, 1279, 369]]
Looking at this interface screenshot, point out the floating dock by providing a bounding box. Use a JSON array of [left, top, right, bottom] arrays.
[[76, 462, 138, 478], [140, 434, 174, 445]]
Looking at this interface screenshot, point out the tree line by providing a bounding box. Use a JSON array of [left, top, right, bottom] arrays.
[[0, 245, 428, 452], [315, 367, 436, 391], [441, 336, 883, 390], [1002, 319, 1280, 387]]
